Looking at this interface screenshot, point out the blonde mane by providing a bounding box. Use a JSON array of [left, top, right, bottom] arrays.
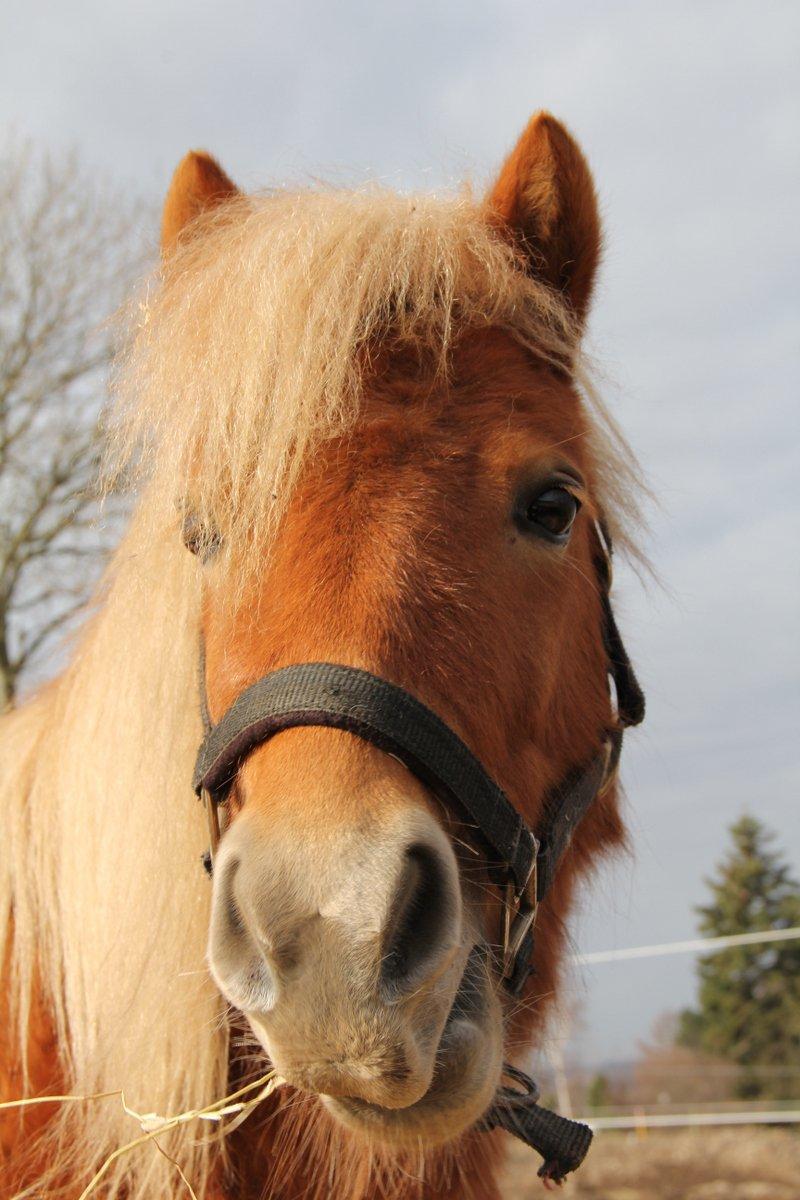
[[0, 185, 639, 1198]]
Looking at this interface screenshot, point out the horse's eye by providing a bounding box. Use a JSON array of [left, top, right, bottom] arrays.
[[522, 487, 580, 541], [181, 512, 220, 559]]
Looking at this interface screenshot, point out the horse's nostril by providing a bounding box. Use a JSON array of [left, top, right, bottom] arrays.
[[217, 855, 245, 936], [209, 851, 279, 1013], [381, 843, 457, 992]]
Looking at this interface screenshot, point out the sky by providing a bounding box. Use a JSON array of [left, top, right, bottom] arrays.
[[2, 0, 798, 1069]]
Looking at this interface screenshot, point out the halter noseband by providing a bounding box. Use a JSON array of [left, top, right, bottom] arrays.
[[191, 520, 644, 1180]]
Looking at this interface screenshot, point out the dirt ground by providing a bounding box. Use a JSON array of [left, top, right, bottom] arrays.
[[500, 1127, 800, 1200]]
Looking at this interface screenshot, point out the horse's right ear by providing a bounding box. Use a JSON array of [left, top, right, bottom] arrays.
[[161, 151, 239, 257], [485, 112, 601, 325]]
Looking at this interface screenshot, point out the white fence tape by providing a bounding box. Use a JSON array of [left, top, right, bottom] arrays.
[[586, 1109, 800, 1130], [572, 926, 800, 966]]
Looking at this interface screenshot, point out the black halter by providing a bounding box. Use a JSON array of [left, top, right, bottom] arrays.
[[192, 520, 644, 1181]]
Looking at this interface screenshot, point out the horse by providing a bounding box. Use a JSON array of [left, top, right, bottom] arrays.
[[0, 111, 644, 1199]]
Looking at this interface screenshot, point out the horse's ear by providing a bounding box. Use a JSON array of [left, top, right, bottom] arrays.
[[161, 151, 239, 257], [485, 112, 601, 325]]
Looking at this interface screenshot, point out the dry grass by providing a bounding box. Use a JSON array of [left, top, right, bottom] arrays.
[[501, 1127, 800, 1200]]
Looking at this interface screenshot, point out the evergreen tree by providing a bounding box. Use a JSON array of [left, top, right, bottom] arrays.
[[677, 815, 800, 1099], [585, 1072, 610, 1111]]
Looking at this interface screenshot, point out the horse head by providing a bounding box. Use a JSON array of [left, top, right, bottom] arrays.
[[153, 114, 638, 1152]]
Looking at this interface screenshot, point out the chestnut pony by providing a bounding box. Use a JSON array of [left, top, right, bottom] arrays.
[[0, 113, 642, 1199]]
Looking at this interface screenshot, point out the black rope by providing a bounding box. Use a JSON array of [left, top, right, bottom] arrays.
[[480, 1063, 593, 1182]]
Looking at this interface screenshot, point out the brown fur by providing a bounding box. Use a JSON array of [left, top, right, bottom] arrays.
[[0, 946, 64, 1188], [161, 150, 238, 254], [486, 112, 602, 322], [1, 113, 639, 1198]]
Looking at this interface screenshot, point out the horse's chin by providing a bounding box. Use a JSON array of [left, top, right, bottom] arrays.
[[242, 946, 504, 1149], [323, 949, 503, 1149], [323, 1001, 504, 1149]]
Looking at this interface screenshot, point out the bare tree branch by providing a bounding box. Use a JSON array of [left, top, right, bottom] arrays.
[[11, 594, 89, 675], [0, 139, 152, 706]]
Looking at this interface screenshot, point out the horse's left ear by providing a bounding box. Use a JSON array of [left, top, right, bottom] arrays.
[[161, 150, 239, 258], [485, 112, 601, 325]]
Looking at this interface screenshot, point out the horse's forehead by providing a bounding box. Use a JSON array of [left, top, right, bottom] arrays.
[[362, 328, 584, 455]]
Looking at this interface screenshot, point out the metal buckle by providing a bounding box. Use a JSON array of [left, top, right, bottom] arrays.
[[502, 858, 538, 982], [202, 788, 222, 869], [597, 735, 620, 799]]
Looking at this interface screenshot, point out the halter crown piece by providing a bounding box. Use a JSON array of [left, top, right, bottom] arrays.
[[192, 521, 645, 1184]]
